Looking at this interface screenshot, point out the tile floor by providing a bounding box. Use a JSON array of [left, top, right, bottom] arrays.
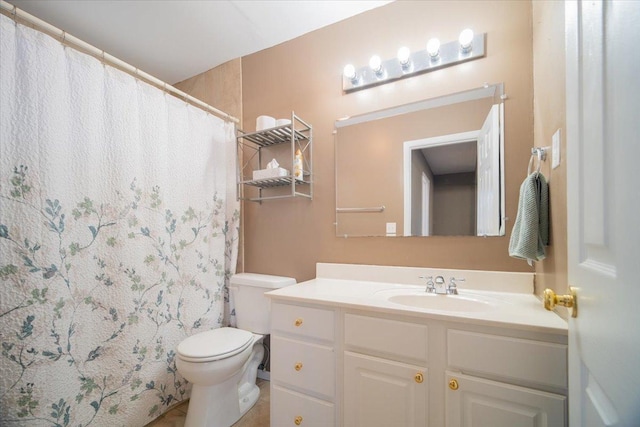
[[145, 379, 270, 427]]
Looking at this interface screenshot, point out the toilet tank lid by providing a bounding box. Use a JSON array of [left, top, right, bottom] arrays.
[[230, 273, 296, 289]]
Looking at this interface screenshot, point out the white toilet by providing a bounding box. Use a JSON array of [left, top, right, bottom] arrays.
[[176, 273, 295, 427]]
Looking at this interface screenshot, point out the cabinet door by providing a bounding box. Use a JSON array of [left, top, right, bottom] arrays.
[[446, 372, 566, 427], [344, 351, 427, 427]]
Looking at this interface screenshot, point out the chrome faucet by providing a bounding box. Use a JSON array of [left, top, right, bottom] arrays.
[[447, 277, 465, 295], [421, 276, 435, 293], [422, 275, 447, 294], [433, 276, 446, 294], [422, 275, 465, 294]]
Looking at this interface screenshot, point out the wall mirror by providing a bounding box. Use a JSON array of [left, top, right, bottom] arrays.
[[335, 83, 505, 237]]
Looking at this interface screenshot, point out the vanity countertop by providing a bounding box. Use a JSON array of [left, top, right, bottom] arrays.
[[266, 277, 568, 335]]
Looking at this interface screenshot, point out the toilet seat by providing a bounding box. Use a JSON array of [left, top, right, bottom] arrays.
[[177, 327, 254, 363]]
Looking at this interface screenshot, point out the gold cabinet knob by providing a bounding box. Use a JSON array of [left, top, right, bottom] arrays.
[[414, 372, 424, 383], [294, 318, 303, 327], [294, 362, 303, 371], [543, 287, 578, 318], [294, 415, 303, 425], [449, 378, 459, 390]]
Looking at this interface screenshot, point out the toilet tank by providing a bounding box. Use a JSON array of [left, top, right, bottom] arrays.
[[230, 273, 296, 334]]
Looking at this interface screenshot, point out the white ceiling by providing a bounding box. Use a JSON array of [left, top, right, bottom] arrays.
[[422, 142, 477, 176], [8, 0, 392, 84]]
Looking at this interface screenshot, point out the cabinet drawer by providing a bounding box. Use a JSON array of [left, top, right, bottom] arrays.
[[447, 330, 567, 389], [272, 303, 334, 342], [271, 384, 334, 427], [344, 314, 428, 363], [271, 336, 335, 399]]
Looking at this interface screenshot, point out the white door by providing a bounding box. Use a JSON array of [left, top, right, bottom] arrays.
[[476, 104, 500, 236], [566, 1, 640, 425], [421, 172, 430, 236]]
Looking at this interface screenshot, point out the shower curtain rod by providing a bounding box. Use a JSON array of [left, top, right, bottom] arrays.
[[0, 1, 240, 124]]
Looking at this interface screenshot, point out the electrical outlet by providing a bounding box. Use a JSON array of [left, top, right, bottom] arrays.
[[552, 129, 561, 169], [386, 222, 396, 235]]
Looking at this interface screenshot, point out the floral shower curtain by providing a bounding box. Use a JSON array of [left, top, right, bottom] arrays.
[[0, 14, 239, 426]]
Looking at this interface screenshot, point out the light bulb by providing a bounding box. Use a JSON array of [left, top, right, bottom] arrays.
[[343, 64, 356, 81], [369, 55, 383, 74], [426, 38, 440, 58], [459, 28, 474, 52], [397, 47, 411, 66]]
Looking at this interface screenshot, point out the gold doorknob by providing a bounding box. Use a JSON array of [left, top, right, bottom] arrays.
[[294, 415, 303, 425], [414, 372, 424, 383], [294, 318, 303, 327], [449, 378, 459, 390], [294, 362, 303, 371], [543, 287, 578, 318]]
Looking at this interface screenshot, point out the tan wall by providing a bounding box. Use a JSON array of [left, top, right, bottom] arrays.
[[241, 1, 536, 282], [433, 173, 476, 236], [173, 58, 245, 271], [174, 58, 243, 122], [532, 2, 568, 301]]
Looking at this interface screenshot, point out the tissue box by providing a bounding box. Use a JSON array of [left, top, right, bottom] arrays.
[[252, 167, 289, 180]]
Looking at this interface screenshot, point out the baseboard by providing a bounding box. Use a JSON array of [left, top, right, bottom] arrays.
[[257, 369, 270, 381]]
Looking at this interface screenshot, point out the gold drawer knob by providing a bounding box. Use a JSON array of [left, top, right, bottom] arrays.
[[414, 372, 424, 383], [294, 362, 303, 371], [294, 318, 303, 327], [294, 415, 303, 425], [449, 378, 459, 390]]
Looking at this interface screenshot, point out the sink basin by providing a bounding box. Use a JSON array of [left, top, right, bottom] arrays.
[[374, 288, 496, 312]]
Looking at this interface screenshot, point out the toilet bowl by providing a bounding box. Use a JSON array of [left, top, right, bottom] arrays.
[[175, 273, 295, 427]]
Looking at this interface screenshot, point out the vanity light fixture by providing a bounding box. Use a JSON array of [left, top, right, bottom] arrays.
[[369, 55, 384, 76], [343, 64, 357, 82], [426, 38, 440, 59], [397, 46, 411, 68], [342, 30, 485, 93], [459, 28, 474, 53]]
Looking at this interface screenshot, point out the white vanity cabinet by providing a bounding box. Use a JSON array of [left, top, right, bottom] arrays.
[[270, 302, 337, 427], [445, 372, 565, 426], [341, 314, 567, 427], [445, 330, 567, 426], [266, 267, 568, 427], [343, 313, 428, 427]]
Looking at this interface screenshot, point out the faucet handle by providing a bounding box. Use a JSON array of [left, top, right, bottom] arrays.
[[420, 276, 435, 293], [447, 277, 465, 295]]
